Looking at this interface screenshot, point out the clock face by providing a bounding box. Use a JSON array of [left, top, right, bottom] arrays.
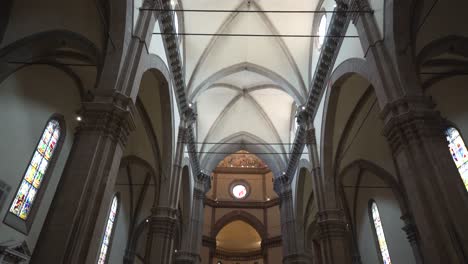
[[232, 184, 247, 199]]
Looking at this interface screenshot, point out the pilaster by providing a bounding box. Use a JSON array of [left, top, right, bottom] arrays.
[[381, 96, 468, 263], [146, 124, 188, 264], [31, 94, 136, 264], [314, 209, 352, 264], [174, 173, 211, 264], [274, 176, 311, 264]]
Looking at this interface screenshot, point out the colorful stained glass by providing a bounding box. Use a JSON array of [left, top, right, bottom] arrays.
[[9, 119, 60, 220], [371, 202, 392, 264], [445, 127, 468, 191], [97, 196, 118, 264]]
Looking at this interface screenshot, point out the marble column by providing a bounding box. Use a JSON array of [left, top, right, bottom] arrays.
[[174, 173, 211, 264], [274, 175, 311, 264], [381, 97, 468, 263], [306, 128, 352, 264], [31, 93, 136, 264], [146, 125, 187, 263]]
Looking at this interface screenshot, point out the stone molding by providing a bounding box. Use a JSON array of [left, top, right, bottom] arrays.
[[174, 251, 200, 264], [204, 197, 279, 209], [315, 209, 348, 240], [215, 249, 263, 262], [381, 96, 445, 154], [283, 0, 351, 183], [349, 0, 373, 24], [149, 207, 178, 238], [261, 236, 282, 248], [77, 93, 136, 147], [283, 253, 313, 264], [157, 0, 206, 189]]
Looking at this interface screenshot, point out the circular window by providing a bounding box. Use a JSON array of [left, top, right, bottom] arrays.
[[232, 184, 248, 199], [317, 14, 327, 49]]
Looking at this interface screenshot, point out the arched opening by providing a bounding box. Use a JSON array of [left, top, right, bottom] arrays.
[[200, 151, 281, 263], [102, 67, 172, 263], [320, 70, 416, 263], [216, 220, 262, 253]]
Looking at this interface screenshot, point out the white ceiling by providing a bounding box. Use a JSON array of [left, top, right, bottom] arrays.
[[179, 0, 321, 174]]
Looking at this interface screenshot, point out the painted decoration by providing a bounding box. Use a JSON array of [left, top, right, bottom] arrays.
[[445, 127, 468, 191], [217, 150, 267, 169], [98, 196, 118, 264], [371, 202, 392, 264], [232, 184, 247, 199], [9, 120, 60, 220]]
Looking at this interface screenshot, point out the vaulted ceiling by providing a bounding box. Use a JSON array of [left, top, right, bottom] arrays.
[[179, 0, 321, 173]]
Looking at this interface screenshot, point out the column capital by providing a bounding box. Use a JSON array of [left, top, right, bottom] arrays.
[[315, 209, 348, 240], [149, 207, 178, 238], [381, 96, 445, 154], [273, 175, 292, 195], [77, 93, 136, 147], [174, 251, 200, 264], [194, 172, 211, 195]]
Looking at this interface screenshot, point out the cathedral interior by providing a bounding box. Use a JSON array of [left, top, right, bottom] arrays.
[[1, 0, 468, 263]]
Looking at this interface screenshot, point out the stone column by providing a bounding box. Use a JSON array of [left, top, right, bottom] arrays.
[[175, 173, 211, 264], [381, 97, 468, 263], [274, 175, 311, 264], [146, 125, 187, 263], [31, 93, 136, 264], [306, 128, 352, 264]]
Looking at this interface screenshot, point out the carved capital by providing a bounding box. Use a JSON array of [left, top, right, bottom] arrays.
[[283, 253, 312, 264], [194, 172, 211, 194], [174, 251, 201, 264], [381, 96, 445, 154], [149, 207, 178, 238], [315, 209, 348, 240], [77, 94, 136, 147]]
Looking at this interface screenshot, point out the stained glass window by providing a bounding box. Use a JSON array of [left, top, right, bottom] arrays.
[[9, 119, 61, 220], [232, 184, 247, 199], [371, 202, 392, 264], [98, 196, 118, 264], [445, 127, 468, 191]]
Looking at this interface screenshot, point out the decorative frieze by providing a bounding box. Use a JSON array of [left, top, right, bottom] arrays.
[[77, 93, 136, 147], [381, 96, 446, 154]]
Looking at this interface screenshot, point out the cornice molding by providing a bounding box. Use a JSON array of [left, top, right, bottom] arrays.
[[157, 0, 204, 186], [283, 0, 352, 181], [205, 198, 279, 209]]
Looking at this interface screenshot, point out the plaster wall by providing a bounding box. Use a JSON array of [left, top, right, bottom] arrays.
[[343, 171, 415, 264], [0, 65, 81, 251]]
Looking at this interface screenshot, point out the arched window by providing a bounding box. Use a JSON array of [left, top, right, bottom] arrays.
[[9, 119, 61, 220], [370, 201, 392, 264], [98, 195, 119, 264], [445, 127, 468, 191]]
